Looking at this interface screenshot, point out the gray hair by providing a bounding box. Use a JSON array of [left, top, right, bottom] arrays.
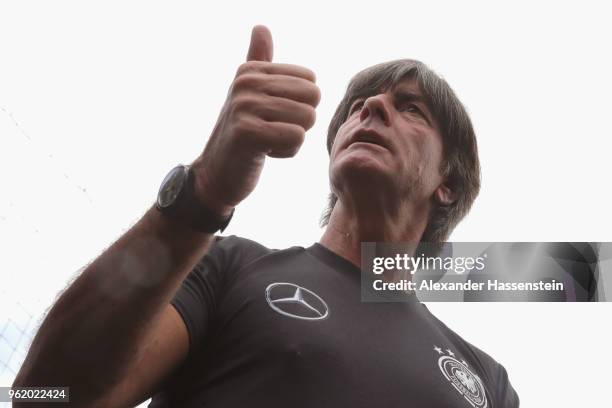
[[321, 59, 480, 244]]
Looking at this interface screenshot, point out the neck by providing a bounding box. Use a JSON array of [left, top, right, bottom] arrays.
[[319, 197, 428, 268]]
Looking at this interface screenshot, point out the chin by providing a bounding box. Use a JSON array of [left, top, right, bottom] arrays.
[[331, 153, 392, 193], [338, 147, 389, 170]]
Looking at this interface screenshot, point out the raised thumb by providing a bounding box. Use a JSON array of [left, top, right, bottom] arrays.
[[246, 25, 273, 62]]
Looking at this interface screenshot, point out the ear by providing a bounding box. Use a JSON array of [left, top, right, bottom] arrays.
[[434, 183, 456, 206]]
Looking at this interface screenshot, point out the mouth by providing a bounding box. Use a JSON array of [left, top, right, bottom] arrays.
[[349, 129, 391, 152]]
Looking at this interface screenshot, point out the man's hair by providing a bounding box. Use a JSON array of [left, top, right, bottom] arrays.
[[320, 59, 480, 244]]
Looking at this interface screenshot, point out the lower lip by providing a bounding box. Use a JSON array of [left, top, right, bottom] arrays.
[[349, 141, 388, 150]]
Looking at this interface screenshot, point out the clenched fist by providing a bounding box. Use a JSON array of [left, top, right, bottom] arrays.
[[191, 25, 321, 216]]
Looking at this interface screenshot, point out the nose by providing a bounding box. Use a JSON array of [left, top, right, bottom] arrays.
[[360, 93, 391, 126]]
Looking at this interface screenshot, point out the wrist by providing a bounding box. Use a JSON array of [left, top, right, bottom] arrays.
[[190, 159, 235, 218], [156, 163, 234, 234]]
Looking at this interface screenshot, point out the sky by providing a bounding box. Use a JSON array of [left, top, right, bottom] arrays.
[[1, 1, 611, 406]]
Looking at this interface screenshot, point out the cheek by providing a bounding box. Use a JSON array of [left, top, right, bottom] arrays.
[[405, 135, 444, 182], [330, 118, 357, 159], [420, 147, 444, 185]]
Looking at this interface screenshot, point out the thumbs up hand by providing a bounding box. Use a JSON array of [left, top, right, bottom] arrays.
[[191, 25, 321, 216]]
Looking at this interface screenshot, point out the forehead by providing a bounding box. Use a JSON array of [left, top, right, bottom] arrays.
[[349, 76, 427, 108], [391, 78, 423, 96]]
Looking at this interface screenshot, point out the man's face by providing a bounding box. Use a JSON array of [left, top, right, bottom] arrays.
[[329, 78, 449, 210]]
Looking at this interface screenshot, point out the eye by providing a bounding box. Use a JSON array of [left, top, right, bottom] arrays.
[[349, 99, 365, 115], [399, 103, 423, 116]]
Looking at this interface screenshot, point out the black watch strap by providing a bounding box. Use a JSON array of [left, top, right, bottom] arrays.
[[156, 165, 234, 234]]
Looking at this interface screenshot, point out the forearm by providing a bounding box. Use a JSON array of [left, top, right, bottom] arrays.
[[13, 205, 214, 400]]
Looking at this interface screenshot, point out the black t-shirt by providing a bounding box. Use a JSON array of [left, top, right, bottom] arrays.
[[149, 236, 519, 407]]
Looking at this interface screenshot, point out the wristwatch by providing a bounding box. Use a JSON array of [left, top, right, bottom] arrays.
[[155, 164, 233, 233]]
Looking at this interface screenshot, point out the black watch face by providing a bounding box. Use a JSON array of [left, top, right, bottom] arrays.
[[157, 165, 188, 208]]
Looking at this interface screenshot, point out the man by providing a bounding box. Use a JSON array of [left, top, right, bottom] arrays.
[[14, 25, 518, 407]]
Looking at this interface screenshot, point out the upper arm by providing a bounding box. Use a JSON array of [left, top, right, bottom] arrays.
[[98, 236, 263, 407], [99, 303, 189, 408], [495, 364, 520, 408]]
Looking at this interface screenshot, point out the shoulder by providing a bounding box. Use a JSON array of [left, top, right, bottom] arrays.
[[205, 235, 275, 266], [211, 234, 274, 257], [203, 235, 305, 277]]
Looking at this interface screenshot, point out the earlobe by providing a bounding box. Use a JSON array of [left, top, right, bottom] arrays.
[[434, 184, 455, 206]]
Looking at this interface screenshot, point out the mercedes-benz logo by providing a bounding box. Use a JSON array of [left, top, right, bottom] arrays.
[[265, 282, 329, 321]]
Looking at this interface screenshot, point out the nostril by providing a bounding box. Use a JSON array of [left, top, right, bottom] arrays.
[[374, 106, 389, 125], [359, 105, 370, 121]]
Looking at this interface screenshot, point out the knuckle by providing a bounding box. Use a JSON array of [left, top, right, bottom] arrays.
[[289, 126, 306, 145], [235, 64, 247, 78], [312, 85, 322, 106], [232, 115, 255, 137], [306, 69, 317, 82], [236, 61, 260, 76], [230, 95, 256, 114], [282, 130, 304, 157], [290, 64, 315, 82], [232, 73, 259, 92], [303, 107, 316, 129]]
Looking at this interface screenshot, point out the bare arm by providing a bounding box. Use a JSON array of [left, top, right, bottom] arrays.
[[12, 205, 218, 405], [13, 25, 319, 407]]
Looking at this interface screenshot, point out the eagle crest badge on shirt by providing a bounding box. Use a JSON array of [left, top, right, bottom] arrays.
[[433, 345, 488, 408]]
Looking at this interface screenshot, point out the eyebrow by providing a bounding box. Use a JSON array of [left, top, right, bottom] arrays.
[[392, 89, 435, 126], [350, 88, 436, 128]]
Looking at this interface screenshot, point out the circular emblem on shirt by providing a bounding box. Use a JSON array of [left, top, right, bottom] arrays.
[[435, 346, 488, 408], [265, 283, 329, 321]]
